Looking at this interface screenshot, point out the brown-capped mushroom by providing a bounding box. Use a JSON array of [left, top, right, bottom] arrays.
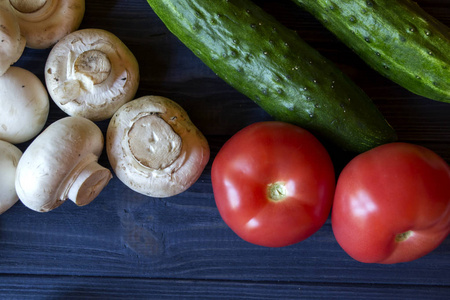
[[15, 116, 112, 212], [0, 140, 22, 214], [0, 1, 25, 75], [106, 95, 210, 198], [8, 0, 85, 49], [0, 66, 49, 144]]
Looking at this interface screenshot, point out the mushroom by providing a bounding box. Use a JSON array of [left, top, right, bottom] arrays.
[[0, 140, 22, 214], [106, 95, 210, 198], [8, 0, 85, 49], [15, 116, 112, 212], [0, 1, 25, 76], [45, 28, 140, 121], [0, 66, 49, 144]]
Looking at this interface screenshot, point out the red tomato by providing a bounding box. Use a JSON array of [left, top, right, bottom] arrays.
[[332, 142, 450, 264], [211, 121, 335, 247]]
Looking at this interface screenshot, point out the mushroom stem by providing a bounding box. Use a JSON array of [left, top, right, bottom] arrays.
[[63, 153, 112, 206], [75, 49, 112, 85], [127, 113, 182, 170], [9, 0, 48, 14]]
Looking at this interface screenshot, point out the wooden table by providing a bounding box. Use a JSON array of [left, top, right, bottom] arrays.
[[2, 0, 449, 298]]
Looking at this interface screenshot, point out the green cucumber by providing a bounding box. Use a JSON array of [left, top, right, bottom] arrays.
[[146, 0, 397, 152], [292, 0, 450, 103]]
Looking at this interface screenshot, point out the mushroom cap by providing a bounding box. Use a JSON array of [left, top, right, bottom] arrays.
[[0, 66, 49, 144], [45, 28, 140, 121], [0, 1, 25, 75], [15, 116, 110, 212], [0, 140, 22, 214], [9, 0, 85, 49], [106, 95, 210, 198]]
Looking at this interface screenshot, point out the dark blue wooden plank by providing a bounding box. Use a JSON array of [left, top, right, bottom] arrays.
[[0, 275, 449, 300]]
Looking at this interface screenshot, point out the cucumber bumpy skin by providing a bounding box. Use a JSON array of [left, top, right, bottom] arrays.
[[146, 0, 397, 152], [292, 0, 450, 103]]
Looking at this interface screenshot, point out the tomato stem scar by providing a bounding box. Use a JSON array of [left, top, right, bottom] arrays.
[[267, 182, 287, 202], [395, 230, 413, 242]]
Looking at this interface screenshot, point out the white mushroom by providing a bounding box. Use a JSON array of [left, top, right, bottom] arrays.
[[8, 0, 85, 49], [15, 116, 112, 212], [0, 0, 25, 76], [106, 95, 210, 198], [0, 66, 49, 144], [45, 28, 140, 121], [0, 140, 22, 214]]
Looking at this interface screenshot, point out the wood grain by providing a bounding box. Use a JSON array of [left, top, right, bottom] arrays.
[[1, 0, 449, 299]]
